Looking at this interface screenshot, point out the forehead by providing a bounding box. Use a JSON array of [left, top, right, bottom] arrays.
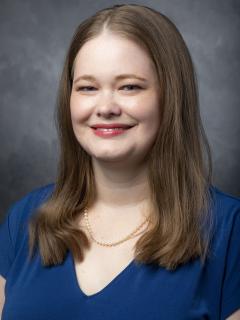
[[73, 32, 156, 78]]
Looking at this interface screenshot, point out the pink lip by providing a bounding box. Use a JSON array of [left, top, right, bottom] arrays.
[[91, 127, 133, 138], [91, 123, 134, 129]]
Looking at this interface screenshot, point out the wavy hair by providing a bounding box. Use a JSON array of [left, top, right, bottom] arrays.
[[28, 3, 214, 270]]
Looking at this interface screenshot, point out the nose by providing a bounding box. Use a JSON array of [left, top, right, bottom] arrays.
[[95, 91, 121, 118]]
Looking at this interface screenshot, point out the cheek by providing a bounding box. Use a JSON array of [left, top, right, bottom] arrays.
[[69, 94, 79, 121], [70, 95, 90, 124], [135, 96, 160, 129], [137, 101, 161, 146]]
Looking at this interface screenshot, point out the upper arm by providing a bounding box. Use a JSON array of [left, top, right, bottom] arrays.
[[0, 209, 15, 279], [221, 209, 240, 319], [0, 275, 6, 318]]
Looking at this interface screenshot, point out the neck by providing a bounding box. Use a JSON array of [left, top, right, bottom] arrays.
[[92, 158, 151, 211]]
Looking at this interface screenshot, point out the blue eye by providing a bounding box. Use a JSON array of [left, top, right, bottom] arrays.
[[121, 85, 141, 90]]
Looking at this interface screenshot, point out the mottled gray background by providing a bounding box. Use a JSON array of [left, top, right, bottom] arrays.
[[0, 0, 240, 221]]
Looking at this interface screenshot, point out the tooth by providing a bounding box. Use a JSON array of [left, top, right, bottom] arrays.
[[97, 128, 124, 131]]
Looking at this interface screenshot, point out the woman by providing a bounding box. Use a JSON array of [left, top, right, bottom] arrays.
[[0, 4, 239, 319]]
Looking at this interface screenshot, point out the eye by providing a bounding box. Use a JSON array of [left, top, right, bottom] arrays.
[[75, 84, 142, 92], [120, 84, 142, 91], [76, 86, 96, 91]]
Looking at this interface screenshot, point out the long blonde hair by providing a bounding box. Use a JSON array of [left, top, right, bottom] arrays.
[[28, 4, 214, 270]]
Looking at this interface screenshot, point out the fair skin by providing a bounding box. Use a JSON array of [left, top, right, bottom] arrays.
[[0, 276, 5, 318], [0, 30, 239, 318], [70, 30, 160, 230]]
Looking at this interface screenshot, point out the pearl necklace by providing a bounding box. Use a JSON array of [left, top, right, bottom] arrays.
[[83, 208, 150, 247]]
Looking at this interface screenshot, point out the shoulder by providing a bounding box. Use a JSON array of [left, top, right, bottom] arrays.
[[208, 185, 240, 254], [209, 187, 240, 318], [5, 182, 55, 222], [210, 185, 240, 208], [209, 185, 240, 224], [18, 183, 55, 206], [0, 183, 55, 278], [2, 183, 55, 247], [6, 183, 55, 222]]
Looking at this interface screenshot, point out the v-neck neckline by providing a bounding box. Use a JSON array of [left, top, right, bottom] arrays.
[[69, 251, 136, 299]]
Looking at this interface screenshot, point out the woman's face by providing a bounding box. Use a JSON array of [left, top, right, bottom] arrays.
[[70, 31, 161, 166]]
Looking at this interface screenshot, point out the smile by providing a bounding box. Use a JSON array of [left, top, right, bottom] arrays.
[[91, 127, 134, 137]]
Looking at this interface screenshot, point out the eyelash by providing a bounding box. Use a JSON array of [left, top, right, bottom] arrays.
[[76, 84, 142, 92]]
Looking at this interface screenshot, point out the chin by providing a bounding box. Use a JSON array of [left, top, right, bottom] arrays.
[[94, 154, 124, 161], [91, 151, 130, 162]]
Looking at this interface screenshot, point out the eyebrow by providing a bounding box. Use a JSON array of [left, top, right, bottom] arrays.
[[73, 74, 148, 84]]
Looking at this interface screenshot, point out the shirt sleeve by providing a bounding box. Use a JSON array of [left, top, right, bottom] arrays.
[[0, 205, 16, 279], [0, 184, 54, 280], [221, 209, 240, 319]]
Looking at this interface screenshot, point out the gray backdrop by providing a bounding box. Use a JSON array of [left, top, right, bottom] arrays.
[[0, 0, 240, 221]]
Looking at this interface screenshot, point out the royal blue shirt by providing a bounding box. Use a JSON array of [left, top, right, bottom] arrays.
[[0, 183, 240, 320]]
